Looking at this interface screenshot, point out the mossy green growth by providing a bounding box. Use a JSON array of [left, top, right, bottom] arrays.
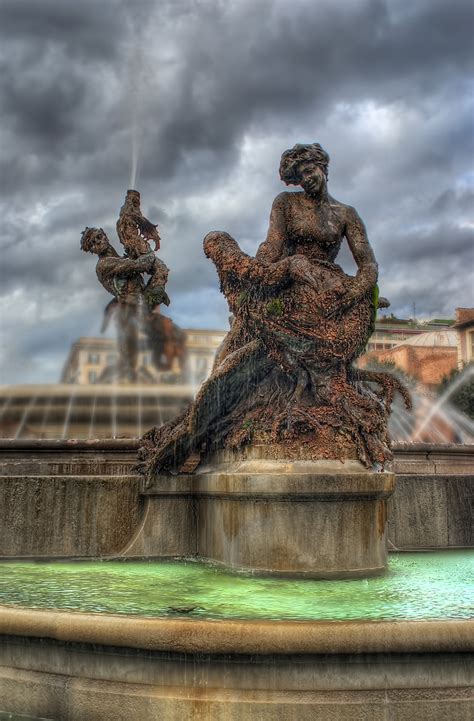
[[144, 286, 170, 308], [372, 284, 379, 321], [265, 298, 284, 316], [242, 419, 253, 430], [237, 290, 251, 306]]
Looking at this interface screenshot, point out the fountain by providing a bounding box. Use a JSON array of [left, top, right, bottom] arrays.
[[0, 145, 472, 720], [80, 188, 186, 386], [137, 142, 411, 578]]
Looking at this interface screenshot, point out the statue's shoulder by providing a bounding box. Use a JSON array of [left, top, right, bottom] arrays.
[[328, 197, 361, 222], [271, 191, 303, 214], [272, 191, 293, 206]]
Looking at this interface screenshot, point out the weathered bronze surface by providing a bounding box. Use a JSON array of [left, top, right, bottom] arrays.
[[81, 190, 186, 382], [139, 145, 410, 474]]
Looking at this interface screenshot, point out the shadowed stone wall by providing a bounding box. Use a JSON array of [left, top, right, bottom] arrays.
[[0, 441, 141, 558], [0, 475, 141, 557], [0, 441, 472, 558], [388, 475, 472, 549]]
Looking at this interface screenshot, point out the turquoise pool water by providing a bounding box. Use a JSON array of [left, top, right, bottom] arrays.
[[0, 552, 472, 622]]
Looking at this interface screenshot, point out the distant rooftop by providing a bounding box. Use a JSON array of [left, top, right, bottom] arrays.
[[426, 318, 455, 326], [392, 329, 457, 349], [453, 308, 474, 329], [376, 314, 454, 328]]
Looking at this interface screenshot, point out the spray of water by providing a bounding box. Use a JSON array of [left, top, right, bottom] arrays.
[[127, 37, 156, 189], [39, 397, 53, 439], [412, 365, 474, 442], [14, 396, 37, 439], [137, 390, 143, 437], [111, 392, 118, 439], [0, 397, 12, 423], [61, 391, 76, 440], [129, 102, 140, 190], [88, 393, 98, 439]]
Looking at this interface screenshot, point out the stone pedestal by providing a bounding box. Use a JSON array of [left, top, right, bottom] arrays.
[[194, 450, 394, 578]]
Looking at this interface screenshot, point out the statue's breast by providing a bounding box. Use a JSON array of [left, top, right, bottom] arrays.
[[286, 196, 343, 259]]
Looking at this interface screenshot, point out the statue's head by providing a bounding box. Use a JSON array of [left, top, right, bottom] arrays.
[[80, 227, 109, 255], [279, 143, 330, 195], [123, 189, 141, 213]]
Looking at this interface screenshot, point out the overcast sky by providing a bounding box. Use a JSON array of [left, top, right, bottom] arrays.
[[0, 0, 473, 384]]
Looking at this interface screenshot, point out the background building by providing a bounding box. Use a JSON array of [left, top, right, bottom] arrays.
[[361, 311, 474, 391], [360, 330, 458, 389], [365, 315, 454, 352], [1, 328, 226, 440], [61, 329, 226, 387], [3, 314, 473, 440], [453, 308, 474, 370]]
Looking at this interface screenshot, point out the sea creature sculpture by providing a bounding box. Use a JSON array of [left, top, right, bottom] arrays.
[[139, 144, 410, 474], [81, 192, 185, 382]]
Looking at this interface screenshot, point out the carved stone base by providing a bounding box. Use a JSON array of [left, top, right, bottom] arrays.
[[195, 450, 394, 578], [138, 446, 395, 578]]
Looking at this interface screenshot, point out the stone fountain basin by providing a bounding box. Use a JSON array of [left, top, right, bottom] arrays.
[[0, 608, 472, 721], [0, 440, 472, 561], [0, 553, 473, 720], [0, 440, 472, 718]]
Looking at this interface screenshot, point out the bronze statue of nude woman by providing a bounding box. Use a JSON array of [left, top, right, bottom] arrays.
[[139, 143, 410, 477]]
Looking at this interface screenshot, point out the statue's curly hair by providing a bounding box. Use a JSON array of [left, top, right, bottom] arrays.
[[80, 227, 105, 253], [279, 143, 330, 185]]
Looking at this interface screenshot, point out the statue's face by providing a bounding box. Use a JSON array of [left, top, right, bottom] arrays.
[[126, 190, 140, 212], [88, 229, 109, 255], [298, 161, 326, 196]]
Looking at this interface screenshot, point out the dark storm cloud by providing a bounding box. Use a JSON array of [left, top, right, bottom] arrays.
[[139, 0, 473, 177], [431, 188, 474, 216], [390, 226, 473, 265], [0, 0, 129, 59], [0, 0, 473, 383]]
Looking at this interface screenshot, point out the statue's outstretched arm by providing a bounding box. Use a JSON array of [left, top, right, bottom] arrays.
[[100, 251, 156, 278], [255, 193, 288, 264], [344, 206, 378, 293], [204, 231, 290, 291]]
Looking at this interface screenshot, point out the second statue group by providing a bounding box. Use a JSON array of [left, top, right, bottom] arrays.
[[81, 143, 411, 478]]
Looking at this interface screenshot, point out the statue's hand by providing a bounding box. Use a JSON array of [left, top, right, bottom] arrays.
[[288, 255, 319, 289], [144, 285, 170, 308], [321, 282, 363, 319], [355, 263, 378, 292]]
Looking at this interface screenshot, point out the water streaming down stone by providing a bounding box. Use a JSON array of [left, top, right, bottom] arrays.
[[88, 392, 97, 439], [14, 396, 37, 440], [137, 390, 143, 437], [39, 396, 53, 438], [60, 391, 76, 440]]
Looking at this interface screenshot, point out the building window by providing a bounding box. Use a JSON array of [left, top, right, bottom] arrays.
[[470, 332, 474, 360], [88, 353, 100, 364], [88, 371, 98, 383], [106, 354, 116, 364]]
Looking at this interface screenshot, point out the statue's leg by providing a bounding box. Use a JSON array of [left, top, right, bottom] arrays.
[[138, 340, 271, 477], [188, 339, 267, 434], [117, 303, 139, 382], [353, 368, 412, 411]]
